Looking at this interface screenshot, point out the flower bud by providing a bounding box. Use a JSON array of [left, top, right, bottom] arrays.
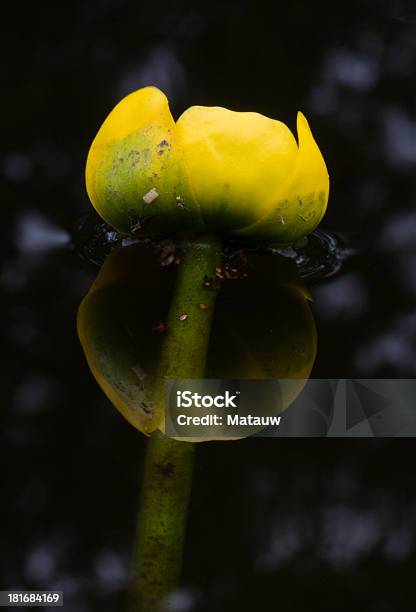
[[86, 87, 329, 243]]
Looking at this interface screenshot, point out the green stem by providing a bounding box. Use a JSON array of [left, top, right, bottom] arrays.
[[129, 236, 222, 611]]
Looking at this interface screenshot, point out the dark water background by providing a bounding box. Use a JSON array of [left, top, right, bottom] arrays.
[[2, 0, 416, 610]]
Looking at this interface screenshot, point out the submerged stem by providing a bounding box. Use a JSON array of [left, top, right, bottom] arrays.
[[130, 236, 222, 611]]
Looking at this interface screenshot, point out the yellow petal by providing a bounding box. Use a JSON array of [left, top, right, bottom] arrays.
[[238, 112, 329, 242], [86, 87, 203, 235], [176, 105, 299, 231]]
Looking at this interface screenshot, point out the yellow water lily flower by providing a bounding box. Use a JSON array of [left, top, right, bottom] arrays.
[[86, 87, 329, 243]]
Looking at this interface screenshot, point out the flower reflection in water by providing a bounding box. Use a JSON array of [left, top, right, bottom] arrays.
[[77, 241, 317, 439]]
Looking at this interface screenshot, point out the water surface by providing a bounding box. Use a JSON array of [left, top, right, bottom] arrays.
[[3, 1, 416, 610]]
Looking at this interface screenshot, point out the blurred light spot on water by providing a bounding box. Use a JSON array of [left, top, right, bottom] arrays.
[[313, 273, 369, 321], [357, 336, 413, 373], [25, 546, 56, 582], [379, 212, 416, 250], [163, 588, 197, 612], [51, 574, 80, 598], [118, 45, 187, 101], [382, 108, 416, 168], [256, 515, 306, 570], [15, 212, 70, 253], [384, 525, 413, 561], [311, 46, 379, 114], [94, 551, 126, 590], [324, 49, 379, 92], [310, 82, 338, 115], [13, 374, 61, 416], [321, 506, 382, 566], [3, 153, 33, 182], [355, 314, 416, 375], [396, 312, 416, 337]]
